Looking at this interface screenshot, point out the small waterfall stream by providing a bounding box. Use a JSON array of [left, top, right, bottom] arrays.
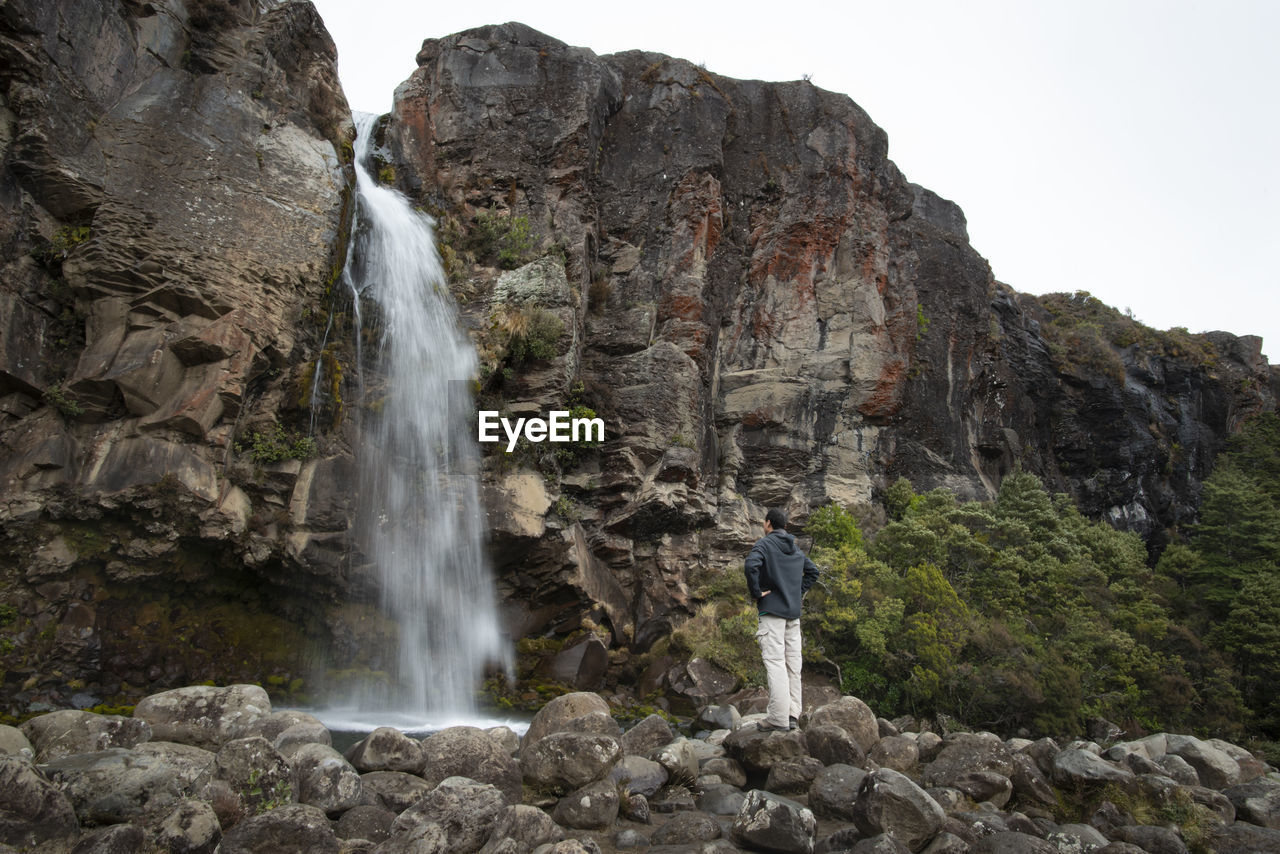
[[321, 112, 509, 727]]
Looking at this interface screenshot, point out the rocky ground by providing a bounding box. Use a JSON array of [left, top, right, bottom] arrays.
[[1, 685, 1278, 853]]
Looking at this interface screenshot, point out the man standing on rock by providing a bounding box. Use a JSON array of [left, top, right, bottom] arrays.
[[744, 508, 820, 732]]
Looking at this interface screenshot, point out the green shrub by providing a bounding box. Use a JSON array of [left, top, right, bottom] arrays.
[[238, 425, 317, 464]]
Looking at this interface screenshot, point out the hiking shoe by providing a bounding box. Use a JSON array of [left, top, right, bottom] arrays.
[[789, 716, 799, 730], [756, 721, 790, 733]]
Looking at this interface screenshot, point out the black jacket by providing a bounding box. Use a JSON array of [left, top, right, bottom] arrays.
[[744, 529, 820, 620]]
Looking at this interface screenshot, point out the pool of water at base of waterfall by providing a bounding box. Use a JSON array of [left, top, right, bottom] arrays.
[[296, 707, 532, 753]]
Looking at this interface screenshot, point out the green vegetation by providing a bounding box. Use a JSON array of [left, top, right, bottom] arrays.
[[504, 307, 563, 364], [466, 209, 535, 270], [237, 424, 318, 465], [43, 383, 85, 418], [32, 225, 90, 267], [0, 603, 16, 655], [915, 304, 930, 341]]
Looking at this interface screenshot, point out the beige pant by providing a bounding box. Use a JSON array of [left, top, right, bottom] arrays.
[[757, 614, 802, 726]]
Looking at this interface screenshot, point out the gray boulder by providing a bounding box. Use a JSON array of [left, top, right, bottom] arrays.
[[371, 821, 449, 854], [487, 726, 521, 756], [923, 735, 1014, 789], [870, 736, 921, 774], [216, 803, 339, 854], [696, 704, 742, 732], [391, 777, 505, 853], [723, 727, 809, 774], [951, 771, 1012, 808], [551, 779, 620, 830], [731, 789, 818, 854], [1047, 822, 1109, 851], [806, 724, 867, 768], [1052, 749, 1135, 787], [0, 726, 33, 760], [195, 736, 295, 823], [133, 685, 271, 750], [289, 743, 363, 815], [246, 710, 331, 749], [808, 696, 880, 751], [852, 768, 947, 852], [652, 737, 703, 781], [969, 832, 1056, 853], [0, 755, 79, 848], [334, 805, 395, 843], [620, 791, 650, 823], [1224, 779, 1280, 829], [766, 756, 826, 794], [1205, 821, 1280, 853], [42, 744, 210, 825], [608, 754, 667, 797], [522, 692, 620, 749], [701, 756, 747, 788], [420, 726, 521, 803], [477, 804, 564, 854], [919, 832, 971, 854], [853, 834, 913, 854], [1009, 754, 1056, 806], [359, 771, 433, 813], [699, 783, 747, 816], [151, 798, 222, 854], [70, 823, 146, 854], [1165, 736, 1241, 789], [619, 714, 674, 755], [810, 763, 868, 821], [20, 710, 151, 762], [520, 732, 621, 792], [1154, 753, 1200, 786], [1112, 824, 1189, 854], [652, 810, 722, 844], [344, 728, 424, 774]]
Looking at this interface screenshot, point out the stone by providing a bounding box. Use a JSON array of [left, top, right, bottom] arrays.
[[522, 693, 620, 749], [916, 732, 944, 763], [926, 788, 967, 814], [808, 697, 880, 751], [391, 777, 505, 852], [551, 779, 619, 830], [810, 764, 869, 821], [487, 727, 522, 756], [919, 832, 971, 854], [853, 834, 913, 854], [549, 636, 610, 691], [1164, 736, 1241, 789], [194, 736, 295, 824], [289, 743, 363, 815], [19, 710, 151, 762], [651, 809, 724, 845], [41, 743, 213, 825], [1154, 754, 1200, 786], [1052, 749, 1135, 787], [1187, 786, 1235, 823], [344, 728, 425, 774], [766, 756, 826, 794], [246, 711, 331, 748], [133, 685, 271, 751], [1009, 754, 1056, 807], [698, 783, 747, 816], [608, 755, 668, 797], [951, 771, 1013, 808], [613, 829, 648, 849], [807, 724, 867, 768], [152, 798, 221, 854], [696, 704, 742, 732], [359, 771, 433, 813], [0, 755, 79, 848], [665, 658, 742, 709], [520, 732, 621, 792], [70, 824, 146, 854], [335, 805, 395, 843], [852, 768, 947, 852], [216, 804, 340, 854], [620, 792, 650, 823], [923, 735, 1015, 789], [1112, 825, 1189, 854], [478, 805, 565, 854], [1048, 822, 1109, 851], [870, 736, 920, 773], [1205, 822, 1280, 853], [620, 715, 676, 756], [420, 726, 522, 803], [731, 789, 818, 854], [652, 738, 703, 781], [1022, 738, 1061, 778], [701, 757, 747, 788], [723, 727, 809, 774], [0, 725, 32, 761], [969, 833, 1056, 853], [1223, 780, 1280, 828]]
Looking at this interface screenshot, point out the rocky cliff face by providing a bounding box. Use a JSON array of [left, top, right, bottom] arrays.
[[385, 23, 1275, 657], [0, 13, 1273, 711]]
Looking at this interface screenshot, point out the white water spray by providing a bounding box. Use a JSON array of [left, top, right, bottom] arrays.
[[327, 112, 509, 724]]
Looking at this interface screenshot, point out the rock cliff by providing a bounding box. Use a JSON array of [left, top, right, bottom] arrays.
[[0, 12, 1274, 710]]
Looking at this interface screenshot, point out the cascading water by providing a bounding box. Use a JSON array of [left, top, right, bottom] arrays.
[[323, 112, 509, 726]]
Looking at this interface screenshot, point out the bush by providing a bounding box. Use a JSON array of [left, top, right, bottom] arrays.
[[238, 425, 318, 464]]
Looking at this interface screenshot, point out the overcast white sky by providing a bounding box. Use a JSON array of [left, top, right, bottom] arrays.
[[310, 0, 1279, 362]]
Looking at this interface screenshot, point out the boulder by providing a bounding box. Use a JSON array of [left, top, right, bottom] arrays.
[[766, 757, 826, 794], [870, 736, 920, 773], [1223, 779, 1280, 829], [1154, 754, 1200, 786], [487, 727, 521, 756], [521, 693, 619, 748], [215, 803, 339, 854], [1047, 823, 1110, 851], [608, 755, 668, 797], [809, 764, 869, 821], [1009, 754, 1056, 807], [853, 834, 913, 854], [20, 710, 151, 762], [151, 798, 222, 854], [247, 711, 331, 752], [359, 771, 433, 813], [1022, 738, 1061, 777], [731, 789, 818, 854], [520, 732, 621, 792], [969, 832, 1056, 853], [1112, 825, 1189, 854], [196, 737, 295, 824], [1205, 821, 1280, 853], [0, 755, 79, 848], [951, 771, 1012, 808], [699, 783, 748, 816], [420, 726, 521, 803], [70, 824, 146, 853], [919, 832, 971, 854], [548, 635, 610, 690], [334, 805, 395, 843], [41, 744, 212, 825], [723, 727, 809, 774], [922, 735, 1014, 788], [808, 697, 880, 751], [289, 743, 363, 815], [696, 704, 742, 732], [1164, 736, 1241, 789], [652, 737, 703, 781], [477, 804, 565, 854], [390, 777, 505, 853], [807, 724, 867, 768], [0, 726, 33, 760], [620, 791, 650, 823], [620, 714, 675, 755], [701, 756, 747, 788], [133, 685, 271, 750], [1052, 749, 1135, 787], [651, 810, 723, 844], [551, 779, 620, 829], [852, 768, 947, 853], [344, 728, 424, 774], [666, 658, 741, 709], [916, 732, 944, 763]]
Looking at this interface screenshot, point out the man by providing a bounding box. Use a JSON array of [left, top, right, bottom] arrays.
[[743, 507, 820, 732]]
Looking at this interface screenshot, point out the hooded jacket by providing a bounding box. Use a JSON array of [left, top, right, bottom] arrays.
[[744, 529, 820, 620]]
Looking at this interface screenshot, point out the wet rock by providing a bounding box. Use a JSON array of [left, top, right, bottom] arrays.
[[521, 732, 621, 792], [852, 768, 947, 852], [620, 715, 676, 756], [808, 697, 880, 752], [724, 727, 809, 774], [344, 728, 424, 774], [730, 789, 818, 854], [133, 686, 271, 751], [358, 771, 433, 813], [522, 692, 620, 748], [0, 755, 79, 847], [289, 743, 363, 815], [420, 726, 521, 803], [216, 803, 339, 854], [20, 710, 151, 762], [391, 777, 505, 852], [552, 779, 619, 830], [477, 804, 565, 854], [810, 764, 869, 821]]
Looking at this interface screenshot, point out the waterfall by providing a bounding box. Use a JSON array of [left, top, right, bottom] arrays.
[[330, 112, 509, 723]]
